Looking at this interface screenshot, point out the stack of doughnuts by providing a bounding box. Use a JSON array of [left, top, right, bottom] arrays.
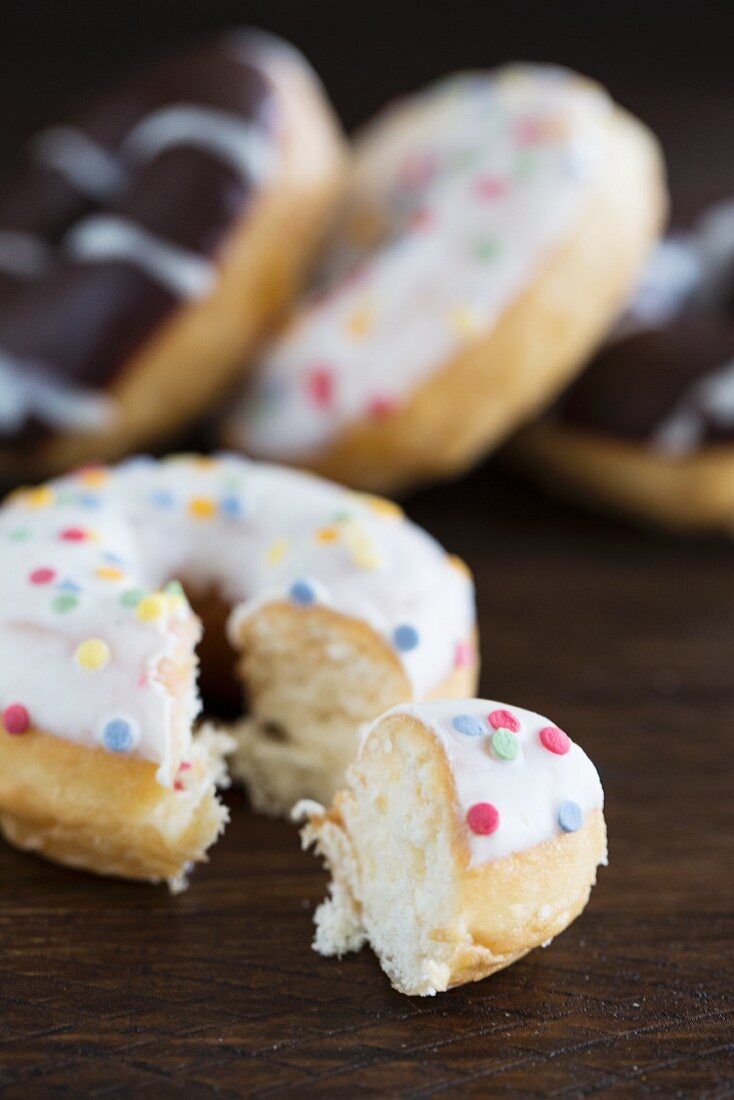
[[297, 698, 606, 995], [513, 202, 734, 529], [0, 454, 476, 885], [225, 64, 666, 494], [0, 30, 346, 479]]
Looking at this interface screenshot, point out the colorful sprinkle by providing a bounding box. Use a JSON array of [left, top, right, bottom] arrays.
[[393, 624, 419, 652], [101, 716, 138, 753], [489, 709, 520, 733], [60, 527, 88, 542], [74, 638, 111, 671], [120, 587, 147, 608], [189, 496, 217, 521], [267, 538, 289, 566], [136, 594, 167, 622], [29, 567, 56, 585], [8, 527, 31, 541], [150, 489, 176, 509], [57, 578, 81, 593], [454, 639, 474, 669], [346, 304, 375, 339], [24, 486, 55, 509], [558, 800, 583, 833], [76, 465, 109, 488], [78, 493, 103, 509], [492, 728, 519, 761], [306, 366, 335, 409], [220, 495, 245, 519], [52, 593, 79, 614], [473, 236, 501, 262], [356, 493, 404, 520], [452, 713, 485, 737], [289, 580, 316, 606], [96, 565, 125, 581], [315, 526, 339, 543], [474, 176, 506, 200], [3, 704, 30, 735], [448, 304, 483, 338], [368, 395, 397, 419], [540, 726, 571, 755], [467, 802, 500, 836]]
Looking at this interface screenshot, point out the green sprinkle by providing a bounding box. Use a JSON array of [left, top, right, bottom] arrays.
[[52, 593, 79, 614], [8, 528, 31, 541], [120, 587, 147, 608], [474, 236, 500, 262], [514, 152, 537, 179], [492, 728, 519, 761], [164, 579, 185, 597]]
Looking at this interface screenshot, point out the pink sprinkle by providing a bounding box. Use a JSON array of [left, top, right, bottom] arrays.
[[3, 703, 30, 735], [398, 153, 435, 191], [29, 567, 56, 585], [306, 366, 335, 409], [179, 761, 192, 772], [368, 395, 397, 420], [467, 802, 500, 836], [409, 206, 433, 231], [60, 527, 86, 542], [540, 726, 571, 755], [138, 673, 148, 688], [517, 117, 545, 144], [475, 176, 507, 201], [174, 780, 185, 792], [489, 709, 520, 733], [454, 640, 474, 669]]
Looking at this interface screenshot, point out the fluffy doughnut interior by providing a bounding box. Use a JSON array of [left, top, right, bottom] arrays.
[[301, 713, 607, 996]]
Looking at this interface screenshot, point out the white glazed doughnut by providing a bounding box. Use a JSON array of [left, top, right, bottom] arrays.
[[225, 64, 666, 493], [298, 698, 606, 996], [0, 454, 476, 884], [0, 30, 346, 478]]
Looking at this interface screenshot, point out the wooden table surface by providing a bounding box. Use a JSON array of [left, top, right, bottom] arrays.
[[1, 14, 734, 1092]]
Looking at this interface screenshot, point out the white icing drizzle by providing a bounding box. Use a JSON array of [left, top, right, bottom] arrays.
[[0, 455, 475, 784], [0, 230, 52, 278], [32, 126, 126, 202], [231, 65, 611, 459], [0, 352, 116, 432], [380, 698, 604, 867], [65, 215, 217, 299], [653, 359, 734, 455], [122, 104, 275, 181], [614, 236, 703, 342]]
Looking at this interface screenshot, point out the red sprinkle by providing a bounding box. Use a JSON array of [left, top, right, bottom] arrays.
[[489, 709, 520, 733], [174, 780, 185, 792], [466, 802, 500, 836], [540, 726, 571, 755], [475, 176, 507, 201], [60, 527, 87, 542], [306, 366, 335, 409], [3, 703, 30, 734], [179, 761, 192, 772], [369, 395, 397, 420], [454, 640, 474, 669], [29, 567, 56, 585]]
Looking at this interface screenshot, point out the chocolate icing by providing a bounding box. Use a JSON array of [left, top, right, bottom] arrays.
[[0, 33, 278, 443]]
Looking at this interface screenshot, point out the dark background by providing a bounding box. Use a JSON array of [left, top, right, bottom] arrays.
[[1, 3, 733, 1096]]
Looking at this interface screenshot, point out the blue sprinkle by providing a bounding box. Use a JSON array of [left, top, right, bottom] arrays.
[[78, 493, 103, 509], [289, 579, 316, 606], [57, 578, 81, 593], [220, 495, 246, 519], [102, 717, 136, 753], [103, 551, 125, 565], [558, 800, 583, 833], [151, 489, 176, 509], [393, 624, 420, 652], [451, 714, 486, 737]]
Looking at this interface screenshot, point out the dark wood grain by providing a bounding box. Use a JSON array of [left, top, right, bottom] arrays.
[[1, 3, 734, 1095]]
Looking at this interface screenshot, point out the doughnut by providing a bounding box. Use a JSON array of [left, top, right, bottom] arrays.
[[0, 30, 345, 479], [297, 698, 606, 996], [512, 201, 734, 530], [224, 64, 666, 494], [0, 454, 476, 883]]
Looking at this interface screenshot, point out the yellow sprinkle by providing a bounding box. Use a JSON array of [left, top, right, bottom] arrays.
[[351, 545, 382, 570], [74, 638, 111, 671], [96, 566, 125, 582], [24, 485, 56, 509], [193, 456, 218, 469], [354, 493, 404, 520], [345, 304, 375, 340], [189, 496, 217, 520], [447, 554, 473, 579], [78, 467, 109, 488], [136, 594, 167, 622], [267, 538, 289, 565], [343, 523, 383, 571], [448, 305, 483, 339], [315, 526, 340, 544]]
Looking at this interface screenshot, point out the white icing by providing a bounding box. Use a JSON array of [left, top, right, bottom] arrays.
[[652, 358, 734, 455], [0, 352, 116, 432], [379, 698, 603, 867], [231, 65, 611, 459], [122, 104, 275, 181], [32, 126, 126, 201], [0, 230, 52, 278], [65, 215, 217, 299], [614, 236, 703, 341], [0, 455, 474, 784]]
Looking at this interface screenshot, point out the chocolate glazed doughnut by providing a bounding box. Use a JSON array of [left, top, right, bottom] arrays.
[[0, 29, 346, 477], [512, 208, 734, 531]]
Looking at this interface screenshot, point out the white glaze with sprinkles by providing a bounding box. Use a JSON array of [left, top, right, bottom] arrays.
[[376, 698, 604, 867], [232, 64, 611, 459], [0, 455, 475, 784]]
